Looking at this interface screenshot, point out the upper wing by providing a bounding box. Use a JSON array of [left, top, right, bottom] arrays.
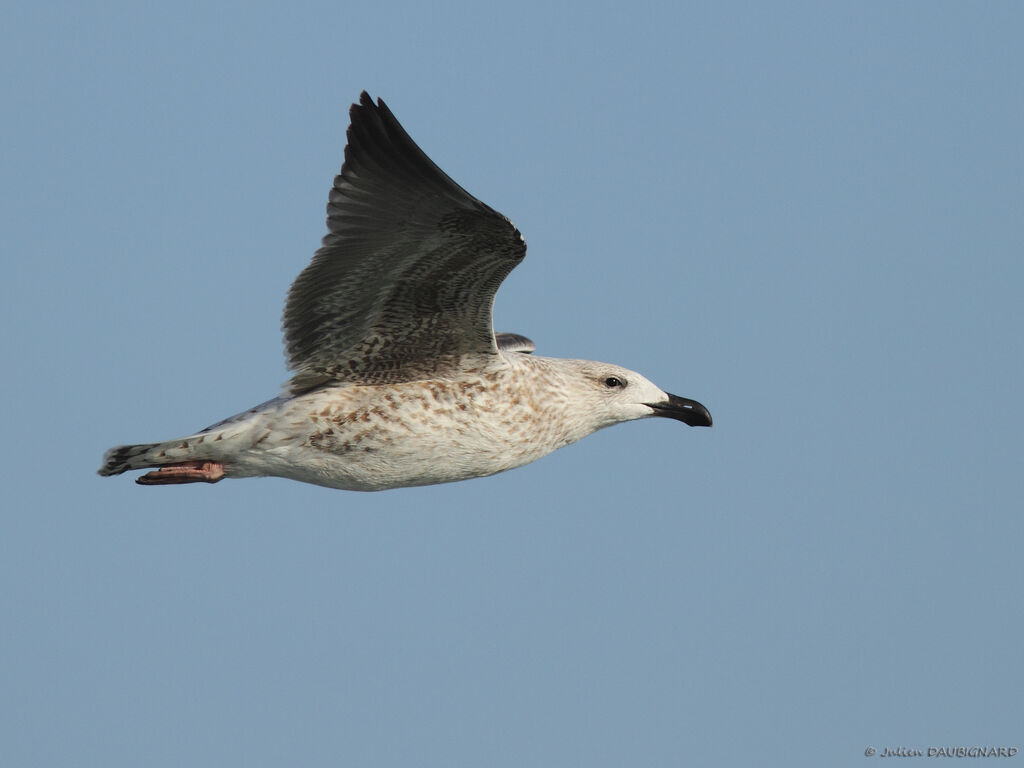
[[282, 92, 526, 392]]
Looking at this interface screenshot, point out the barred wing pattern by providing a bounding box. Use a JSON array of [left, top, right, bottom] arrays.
[[283, 92, 526, 392]]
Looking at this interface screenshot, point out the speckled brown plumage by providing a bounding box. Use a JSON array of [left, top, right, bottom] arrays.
[[98, 92, 711, 491]]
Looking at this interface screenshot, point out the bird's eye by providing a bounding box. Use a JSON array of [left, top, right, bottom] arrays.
[[603, 376, 625, 388]]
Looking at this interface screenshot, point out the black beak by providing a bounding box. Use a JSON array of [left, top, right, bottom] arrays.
[[646, 393, 713, 427]]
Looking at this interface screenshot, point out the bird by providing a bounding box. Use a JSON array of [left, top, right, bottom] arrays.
[[98, 92, 711, 491]]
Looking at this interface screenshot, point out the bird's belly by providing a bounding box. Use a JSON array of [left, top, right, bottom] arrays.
[[229, 404, 566, 491], [245, 432, 552, 491]]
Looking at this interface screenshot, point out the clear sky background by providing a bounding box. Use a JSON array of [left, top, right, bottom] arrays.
[[3, 2, 1022, 766]]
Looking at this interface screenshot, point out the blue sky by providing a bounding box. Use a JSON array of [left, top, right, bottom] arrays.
[[3, 2, 1022, 766]]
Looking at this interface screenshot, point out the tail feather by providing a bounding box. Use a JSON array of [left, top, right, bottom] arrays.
[[98, 434, 216, 477], [100, 398, 282, 480], [98, 442, 164, 476]]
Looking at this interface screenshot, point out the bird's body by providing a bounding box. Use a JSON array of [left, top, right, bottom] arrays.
[[100, 93, 711, 491], [106, 354, 666, 491]]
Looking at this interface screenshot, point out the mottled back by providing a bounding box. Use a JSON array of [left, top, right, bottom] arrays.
[[282, 92, 527, 392]]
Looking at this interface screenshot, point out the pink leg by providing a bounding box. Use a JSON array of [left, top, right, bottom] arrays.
[[137, 461, 226, 485]]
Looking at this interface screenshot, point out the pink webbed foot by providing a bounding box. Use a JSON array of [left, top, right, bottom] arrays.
[[137, 461, 226, 485]]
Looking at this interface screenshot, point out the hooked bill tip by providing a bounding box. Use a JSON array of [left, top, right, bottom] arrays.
[[647, 394, 712, 427]]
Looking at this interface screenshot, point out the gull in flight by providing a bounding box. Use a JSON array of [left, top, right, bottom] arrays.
[[99, 92, 711, 491]]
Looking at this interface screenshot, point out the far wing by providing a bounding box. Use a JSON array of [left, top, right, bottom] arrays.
[[495, 333, 536, 354]]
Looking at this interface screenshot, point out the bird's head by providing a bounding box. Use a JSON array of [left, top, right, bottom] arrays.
[[556, 359, 712, 431]]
